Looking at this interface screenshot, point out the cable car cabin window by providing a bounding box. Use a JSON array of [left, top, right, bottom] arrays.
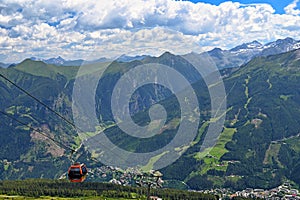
[[82, 166, 87, 174], [68, 168, 82, 179], [68, 163, 88, 180]]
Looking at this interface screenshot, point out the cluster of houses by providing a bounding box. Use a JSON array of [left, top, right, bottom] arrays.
[[89, 165, 154, 186], [233, 182, 299, 199], [199, 182, 300, 199]]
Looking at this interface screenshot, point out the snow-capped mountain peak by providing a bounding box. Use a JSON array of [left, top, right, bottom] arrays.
[[230, 40, 263, 52], [44, 56, 65, 65]]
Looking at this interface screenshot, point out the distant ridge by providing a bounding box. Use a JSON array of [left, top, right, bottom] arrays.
[[202, 37, 300, 69], [1, 37, 300, 69]]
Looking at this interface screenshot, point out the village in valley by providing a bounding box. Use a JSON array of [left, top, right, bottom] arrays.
[[89, 166, 300, 199]]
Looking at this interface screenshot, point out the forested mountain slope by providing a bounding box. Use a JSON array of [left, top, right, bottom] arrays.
[[0, 49, 300, 191]]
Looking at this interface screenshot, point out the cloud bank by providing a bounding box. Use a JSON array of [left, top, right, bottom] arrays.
[[0, 0, 300, 62]]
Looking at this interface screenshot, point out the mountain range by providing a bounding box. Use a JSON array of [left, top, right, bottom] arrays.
[[0, 38, 300, 191], [206, 37, 300, 69], [1, 37, 299, 69]]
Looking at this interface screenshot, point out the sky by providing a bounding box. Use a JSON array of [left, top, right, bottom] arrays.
[[0, 0, 300, 63], [190, 0, 297, 14]]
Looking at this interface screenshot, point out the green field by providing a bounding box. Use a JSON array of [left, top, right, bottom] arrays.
[[198, 127, 237, 174]]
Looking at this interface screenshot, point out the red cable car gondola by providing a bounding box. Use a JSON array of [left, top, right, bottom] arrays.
[[68, 163, 88, 183]]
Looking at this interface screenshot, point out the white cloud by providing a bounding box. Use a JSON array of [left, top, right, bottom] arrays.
[[284, 0, 300, 15], [0, 0, 300, 63]]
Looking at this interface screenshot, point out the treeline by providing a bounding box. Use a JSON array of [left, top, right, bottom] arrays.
[[0, 179, 217, 199]]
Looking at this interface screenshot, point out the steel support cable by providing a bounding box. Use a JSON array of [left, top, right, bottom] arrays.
[[0, 109, 74, 153], [0, 72, 128, 163], [0, 73, 77, 131]]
